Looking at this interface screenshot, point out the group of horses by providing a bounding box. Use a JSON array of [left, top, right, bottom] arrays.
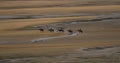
[[38, 26, 83, 34]]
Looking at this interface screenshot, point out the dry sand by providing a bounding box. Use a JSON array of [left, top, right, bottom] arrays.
[[0, 0, 120, 63]]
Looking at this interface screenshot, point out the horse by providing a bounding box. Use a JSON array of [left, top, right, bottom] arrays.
[[77, 28, 83, 33], [67, 29, 73, 34], [48, 28, 54, 32], [58, 28, 64, 32], [38, 28, 44, 32]]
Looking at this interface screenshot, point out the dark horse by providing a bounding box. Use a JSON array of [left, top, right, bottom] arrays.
[[39, 28, 44, 32], [77, 28, 83, 33], [58, 28, 64, 32], [48, 28, 54, 32], [67, 29, 73, 34]]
